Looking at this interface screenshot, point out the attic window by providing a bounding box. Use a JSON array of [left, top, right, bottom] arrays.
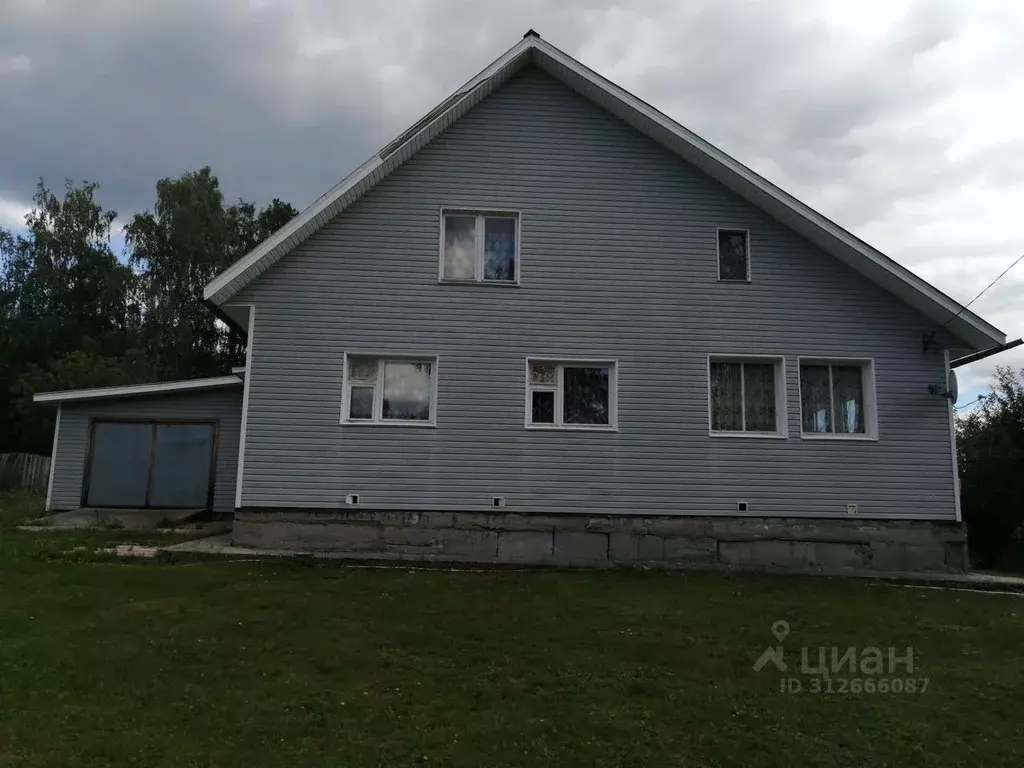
[[718, 229, 750, 281], [441, 210, 519, 283]]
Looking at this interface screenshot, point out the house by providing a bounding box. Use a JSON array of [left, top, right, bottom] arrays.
[[34, 32, 1010, 572]]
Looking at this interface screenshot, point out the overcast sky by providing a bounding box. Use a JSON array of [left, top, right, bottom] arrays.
[[1, 0, 1022, 401]]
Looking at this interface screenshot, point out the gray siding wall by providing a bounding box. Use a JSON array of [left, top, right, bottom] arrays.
[[235, 67, 957, 520], [48, 388, 242, 513]]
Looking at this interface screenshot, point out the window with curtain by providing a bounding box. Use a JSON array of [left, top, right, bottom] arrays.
[[343, 355, 436, 424], [800, 362, 871, 436], [709, 358, 782, 434], [527, 360, 615, 429], [441, 211, 518, 283]]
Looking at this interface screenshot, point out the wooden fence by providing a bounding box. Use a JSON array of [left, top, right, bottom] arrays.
[[0, 453, 51, 492]]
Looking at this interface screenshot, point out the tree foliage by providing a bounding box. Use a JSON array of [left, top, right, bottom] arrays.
[[957, 366, 1024, 568], [0, 181, 142, 453], [11, 347, 157, 455], [0, 170, 296, 454], [125, 167, 296, 380]]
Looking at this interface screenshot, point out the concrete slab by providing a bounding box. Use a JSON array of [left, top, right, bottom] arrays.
[[148, 536, 1024, 593], [719, 540, 874, 569], [163, 534, 236, 554], [28, 507, 205, 531], [553, 530, 608, 562], [608, 532, 639, 561], [496, 531, 553, 561]]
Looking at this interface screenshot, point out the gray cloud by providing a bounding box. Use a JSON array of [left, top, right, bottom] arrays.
[[0, 0, 387, 215], [1, 0, 1022, 387]]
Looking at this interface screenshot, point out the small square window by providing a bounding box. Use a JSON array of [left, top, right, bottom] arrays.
[[709, 357, 785, 436], [441, 211, 519, 283], [718, 229, 749, 281], [526, 360, 617, 430], [342, 354, 437, 425]]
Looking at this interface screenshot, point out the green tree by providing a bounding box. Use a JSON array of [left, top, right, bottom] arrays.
[[11, 346, 157, 455], [0, 180, 138, 363], [126, 168, 296, 379], [228, 197, 297, 256], [957, 366, 1024, 568], [0, 170, 295, 455], [0, 180, 143, 453]]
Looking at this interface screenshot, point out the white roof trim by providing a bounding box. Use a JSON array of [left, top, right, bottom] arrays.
[[33, 376, 243, 404], [202, 34, 1005, 350]]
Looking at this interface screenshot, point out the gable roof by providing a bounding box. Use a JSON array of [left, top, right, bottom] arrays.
[[203, 32, 1005, 350]]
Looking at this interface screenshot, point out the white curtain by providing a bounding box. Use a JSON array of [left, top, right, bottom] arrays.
[[711, 363, 743, 430], [743, 364, 776, 431], [443, 215, 476, 279], [831, 366, 865, 433], [800, 365, 832, 433]]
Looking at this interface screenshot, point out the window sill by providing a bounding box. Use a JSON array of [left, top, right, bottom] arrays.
[[709, 431, 787, 440], [717, 278, 751, 283], [801, 433, 878, 442], [437, 279, 520, 287], [341, 420, 437, 428], [526, 424, 618, 433]]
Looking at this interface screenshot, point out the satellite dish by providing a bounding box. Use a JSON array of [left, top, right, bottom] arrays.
[[948, 369, 959, 403]]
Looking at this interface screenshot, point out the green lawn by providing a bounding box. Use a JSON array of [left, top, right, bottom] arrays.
[[1, 491, 1022, 767]]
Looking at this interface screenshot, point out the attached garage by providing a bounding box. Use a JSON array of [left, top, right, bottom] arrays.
[[84, 421, 220, 509], [35, 377, 244, 516]]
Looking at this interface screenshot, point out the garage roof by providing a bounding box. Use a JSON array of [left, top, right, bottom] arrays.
[[33, 376, 243, 404]]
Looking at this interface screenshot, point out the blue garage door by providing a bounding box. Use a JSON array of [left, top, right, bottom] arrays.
[[85, 421, 217, 508]]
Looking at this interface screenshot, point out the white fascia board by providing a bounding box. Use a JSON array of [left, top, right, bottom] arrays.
[[203, 156, 383, 304], [33, 376, 243, 404]]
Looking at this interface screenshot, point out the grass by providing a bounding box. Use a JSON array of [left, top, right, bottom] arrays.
[[1, 491, 1022, 766]]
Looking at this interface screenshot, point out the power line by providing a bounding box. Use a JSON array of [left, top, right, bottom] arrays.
[[953, 394, 985, 412], [940, 251, 1024, 331]]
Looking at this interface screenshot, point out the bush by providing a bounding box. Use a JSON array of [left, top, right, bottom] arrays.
[[957, 366, 1024, 568]]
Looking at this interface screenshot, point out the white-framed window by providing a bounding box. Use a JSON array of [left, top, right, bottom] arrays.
[[341, 353, 438, 426], [526, 359, 617, 431], [717, 228, 750, 281], [708, 355, 787, 437], [798, 358, 877, 439], [439, 209, 520, 283]]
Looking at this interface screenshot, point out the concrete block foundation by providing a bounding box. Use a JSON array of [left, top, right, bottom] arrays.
[[232, 510, 969, 574]]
